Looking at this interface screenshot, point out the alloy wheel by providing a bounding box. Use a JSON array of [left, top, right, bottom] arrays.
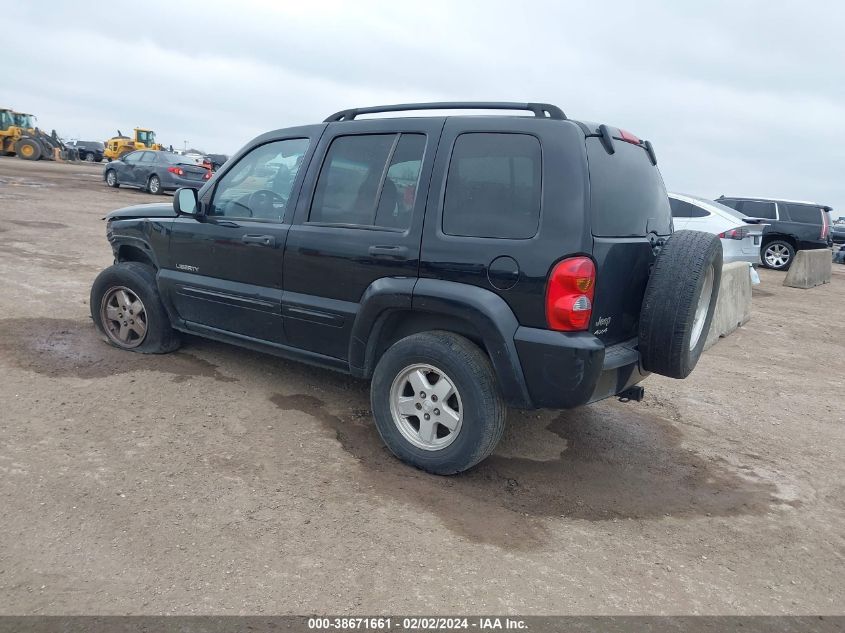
[[690, 263, 714, 350], [389, 363, 463, 451], [764, 244, 790, 268], [99, 286, 148, 348]]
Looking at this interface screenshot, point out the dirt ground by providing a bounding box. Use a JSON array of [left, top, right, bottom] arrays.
[[0, 158, 842, 616]]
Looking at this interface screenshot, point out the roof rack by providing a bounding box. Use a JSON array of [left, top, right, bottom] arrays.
[[324, 101, 566, 122]]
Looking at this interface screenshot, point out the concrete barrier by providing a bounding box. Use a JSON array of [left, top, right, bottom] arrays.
[[783, 249, 832, 289], [705, 262, 752, 351]]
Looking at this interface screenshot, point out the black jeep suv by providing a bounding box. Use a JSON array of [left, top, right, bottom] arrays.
[[91, 102, 721, 474], [715, 196, 832, 270]]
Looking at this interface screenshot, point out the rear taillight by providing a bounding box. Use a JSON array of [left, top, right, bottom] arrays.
[[717, 226, 750, 240], [821, 212, 829, 240], [167, 166, 184, 176], [204, 171, 212, 180], [545, 257, 596, 332]]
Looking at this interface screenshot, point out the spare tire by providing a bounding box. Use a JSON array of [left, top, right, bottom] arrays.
[[639, 230, 722, 379]]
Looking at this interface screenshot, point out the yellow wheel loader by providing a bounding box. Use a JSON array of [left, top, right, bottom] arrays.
[[0, 108, 66, 161], [104, 128, 163, 161]]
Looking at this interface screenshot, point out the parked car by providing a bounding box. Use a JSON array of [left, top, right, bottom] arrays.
[[669, 193, 766, 265], [66, 140, 105, 162], [103, 150, 211, 194], [715, 196, 832, 270], [830, 222, 845, 245], [205, 153, 229, 171], [90, 101, 722, 474]]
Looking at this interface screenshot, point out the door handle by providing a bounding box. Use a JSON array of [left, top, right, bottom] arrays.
[[368, 245, 408, 260], [242, 234, 275, 247]]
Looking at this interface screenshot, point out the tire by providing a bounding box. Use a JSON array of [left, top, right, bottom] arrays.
[[147, 174, 162, 195], [639, 230, 722, 379], [90, 262, 180, 354], [15, 138, 42, 161], [105, 169, 119, 188], [370, 331, 506, 475], [84, 152, 95, 162], [761, 239, 795, 270]]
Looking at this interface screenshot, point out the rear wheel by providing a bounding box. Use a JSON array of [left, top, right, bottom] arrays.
[[83, 152, 95, 162], [15, 138, 42, 161], [370, 331, 505, 475], [761, 240, 795, 270], [147, 174, 162, 195], [90, 262, 180, 354], [105, 169, 119, 188]]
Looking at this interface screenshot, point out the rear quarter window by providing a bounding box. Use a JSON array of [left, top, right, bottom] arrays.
[[783, 203, 823, 225], [586, 139, 671, 237], [670, 198, 709, 218], [442, 133, 541, 239]]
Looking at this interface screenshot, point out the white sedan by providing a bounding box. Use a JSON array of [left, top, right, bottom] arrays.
[[669, 193, 766, 265]]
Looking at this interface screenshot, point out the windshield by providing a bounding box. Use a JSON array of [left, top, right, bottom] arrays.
[[136, 130, 155, 146]]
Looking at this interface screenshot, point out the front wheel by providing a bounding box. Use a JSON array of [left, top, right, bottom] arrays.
[[15, 138, 42, 161], [90, 262, 180, 354], [370, 331, 505, 475], [761, 240, 795, 270], [105, 169, 119, 188]]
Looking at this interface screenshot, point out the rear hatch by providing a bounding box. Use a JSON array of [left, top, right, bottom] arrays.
[[585, 127, 672, 346]]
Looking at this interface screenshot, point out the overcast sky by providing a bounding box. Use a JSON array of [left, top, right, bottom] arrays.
[[7, 1, 844, 212]]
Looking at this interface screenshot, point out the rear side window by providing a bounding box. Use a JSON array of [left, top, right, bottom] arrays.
[[442, 133, 541, 239], [783, 203, 822, 225], [736, 200, 777, 219], [670, 198, 709, 218], [587, 140, 671, 237], [310, 133, 425, 230]]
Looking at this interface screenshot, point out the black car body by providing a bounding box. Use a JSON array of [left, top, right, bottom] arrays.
[[830, 223, 845, 245], [103, 150, 211, 194], [92, 102, 721, 474], [67, 140, 105, 162], [716, 196, 832, 269]]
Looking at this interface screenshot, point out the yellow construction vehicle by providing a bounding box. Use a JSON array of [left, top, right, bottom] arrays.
[[0, 108, 64, 160], [104, 128, 163, 161]]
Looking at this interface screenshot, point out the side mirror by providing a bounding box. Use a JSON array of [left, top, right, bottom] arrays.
[[174, 187, 199, 216]]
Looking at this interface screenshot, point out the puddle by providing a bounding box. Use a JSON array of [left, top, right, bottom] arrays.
[[271, 388, 783, 549], [0, 318, 236, 383]]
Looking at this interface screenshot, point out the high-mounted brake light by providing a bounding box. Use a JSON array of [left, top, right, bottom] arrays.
[[545, 257, 596, 331], [618, 129, 641, 145], [168, 166, 184, 176]]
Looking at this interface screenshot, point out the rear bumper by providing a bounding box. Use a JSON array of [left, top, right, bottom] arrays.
[[514, 327, 648, 409], [722, 236, 761, 265]]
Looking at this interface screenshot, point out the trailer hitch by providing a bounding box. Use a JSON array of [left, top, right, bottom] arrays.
[[618, 386, 645, 403]]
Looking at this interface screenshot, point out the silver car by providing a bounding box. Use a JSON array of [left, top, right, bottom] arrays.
[[669, 193, 766, 265]]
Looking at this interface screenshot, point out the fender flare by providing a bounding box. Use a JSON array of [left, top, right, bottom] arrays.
[[349, 278, 533, 409], [110, 235, 160, 269]]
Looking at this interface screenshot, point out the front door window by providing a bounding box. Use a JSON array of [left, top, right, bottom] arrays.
[[209, 139, 310, 221]]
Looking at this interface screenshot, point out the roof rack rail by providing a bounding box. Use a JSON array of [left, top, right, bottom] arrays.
[[324, 101, 566, 122]]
